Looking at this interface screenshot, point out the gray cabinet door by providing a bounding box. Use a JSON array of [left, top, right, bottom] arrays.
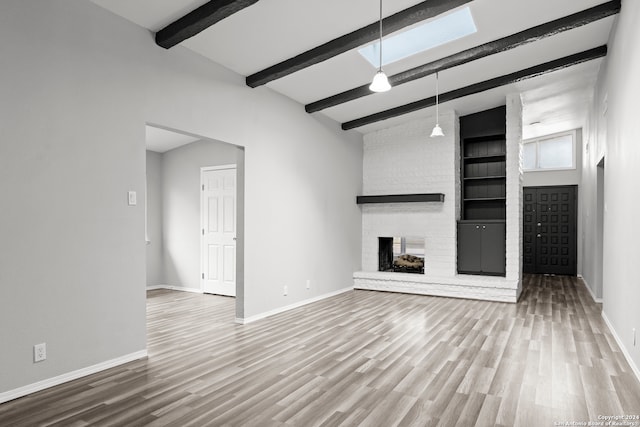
[[481, 223, 506, 275], [458, 222, 505, 275], [458, 223, 482, 273]]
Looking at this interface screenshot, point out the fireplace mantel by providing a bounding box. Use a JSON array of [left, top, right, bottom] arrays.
[[356, 193, 445, 204]]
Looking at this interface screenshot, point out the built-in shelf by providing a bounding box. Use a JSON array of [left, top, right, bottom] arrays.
[[356, 193, 445, 204], [464, 197, 507, 202], [463, 154, 506, 162], [463, 175, 506, 181]]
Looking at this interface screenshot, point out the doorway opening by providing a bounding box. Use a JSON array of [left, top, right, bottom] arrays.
[[144, 124, 244, 315], [595, 157, 605, 298]]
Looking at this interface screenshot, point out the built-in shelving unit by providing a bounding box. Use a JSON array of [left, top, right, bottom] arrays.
[[460, 108, 507, 220], [458, 106, 507, 276], [356, 193, 445, 204]]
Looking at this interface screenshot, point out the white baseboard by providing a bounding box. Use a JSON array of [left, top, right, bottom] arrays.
[[146, 285, 202, 294], [236, 287, 353, 324], [578, 275, 603, 303], [601, 312, 640, 385], [0, 350, 147, 405]]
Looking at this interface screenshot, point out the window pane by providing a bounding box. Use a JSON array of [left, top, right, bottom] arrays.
[[358, 7, 477, 67], [538, 135, 573, 169], [523, 143, 537, 170]]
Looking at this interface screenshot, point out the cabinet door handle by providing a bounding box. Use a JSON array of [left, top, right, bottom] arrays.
[[482, 226, 486, 229], [537, 234, 541, 238], [476, 225, 480, 229], [537, 222, 541, 227]]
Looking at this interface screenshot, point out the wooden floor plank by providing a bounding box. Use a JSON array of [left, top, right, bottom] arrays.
[[1, 274, 639, 426]]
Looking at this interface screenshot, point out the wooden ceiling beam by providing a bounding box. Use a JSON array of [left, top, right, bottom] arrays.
[[341, 45, 607, 130], [308, 0, 620, 113], [245, 0, 473, 88], [156, 0, 260, 49]]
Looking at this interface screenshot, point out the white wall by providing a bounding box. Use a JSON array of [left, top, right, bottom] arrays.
[[146, 151, 163, 287], [0, 0, 147, 397], [161, 140, 241, 291], [582, 0, 640, 373], [505, 94, 524, 294], [0, 0, 362, 398], [360, 111, 459, 277]]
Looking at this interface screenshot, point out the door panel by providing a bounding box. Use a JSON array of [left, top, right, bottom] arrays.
[[481, 223, 506, 275], [208, 245, 219, 280], [223, 245, 235, 283], [202, 167, 237, 296], [523, 186, 577, 275], [523, 189, 537, 273], [458, 223, 482, 273], [208, 198, 219, 232], [223, 196, 235, 232]]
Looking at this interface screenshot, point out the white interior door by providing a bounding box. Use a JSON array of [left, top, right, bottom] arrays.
[[201, 166, 236, 296]]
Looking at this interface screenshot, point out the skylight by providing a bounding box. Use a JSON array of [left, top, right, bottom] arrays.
[[359, 7, 477, 67]]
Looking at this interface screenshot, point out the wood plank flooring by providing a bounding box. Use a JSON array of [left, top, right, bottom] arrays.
[[2, 274, 640, 426]]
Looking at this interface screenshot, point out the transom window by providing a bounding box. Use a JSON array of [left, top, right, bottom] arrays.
[[523, 131, 576, 171]]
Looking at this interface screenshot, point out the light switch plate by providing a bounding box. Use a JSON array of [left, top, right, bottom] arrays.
[[128, 191, 137, 206]]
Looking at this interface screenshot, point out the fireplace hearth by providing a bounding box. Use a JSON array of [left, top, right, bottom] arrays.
[[378, 237, 425, 274]]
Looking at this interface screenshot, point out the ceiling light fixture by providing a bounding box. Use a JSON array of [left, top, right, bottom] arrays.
[[430, 71, 444, 137], [369, 0, 391, 93]]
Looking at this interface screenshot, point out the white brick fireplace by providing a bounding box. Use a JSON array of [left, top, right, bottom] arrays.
[[354, 98, 523, 303]]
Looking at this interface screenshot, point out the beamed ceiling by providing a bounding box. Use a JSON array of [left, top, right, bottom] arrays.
[[92, 0, 620, 138]]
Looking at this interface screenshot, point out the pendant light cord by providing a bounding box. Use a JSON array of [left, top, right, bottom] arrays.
[[378, 0, 383, 72], [435, 71, 439, 122]]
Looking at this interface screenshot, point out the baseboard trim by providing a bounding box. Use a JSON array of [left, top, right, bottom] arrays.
[[236, 287, 353, 325], [0, 350, 148, 404], [146, 285, 203, 294], [578, 275, 603, 303], [601, 312, 640, 385]]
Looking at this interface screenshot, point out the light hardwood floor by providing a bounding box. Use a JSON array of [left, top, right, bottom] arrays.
[[2, 275, 640, 426]]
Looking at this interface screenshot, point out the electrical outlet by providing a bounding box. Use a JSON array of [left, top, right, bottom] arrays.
[[34, 343, 46, 363], [283, 285, 288, 296], [306, 279, 311, 290]]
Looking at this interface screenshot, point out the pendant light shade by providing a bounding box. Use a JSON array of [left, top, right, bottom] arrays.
[[431, 71, 444, 137], [430, 124, 444, 137], [370, 0, 391, 93], [370, 70, 391, 92]]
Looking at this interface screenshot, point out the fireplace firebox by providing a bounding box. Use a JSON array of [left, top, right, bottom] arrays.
[[378, 237, 425, 274]]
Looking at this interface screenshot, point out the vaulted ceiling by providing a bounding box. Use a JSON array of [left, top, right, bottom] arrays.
[[92, 0, 619, 139]]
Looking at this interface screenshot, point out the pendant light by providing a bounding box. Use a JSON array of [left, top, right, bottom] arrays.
[[369, 0, 391, 93], [430, 71, 444, 137]]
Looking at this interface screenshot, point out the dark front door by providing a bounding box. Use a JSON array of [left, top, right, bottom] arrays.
[[523, 186, 577, 275]]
